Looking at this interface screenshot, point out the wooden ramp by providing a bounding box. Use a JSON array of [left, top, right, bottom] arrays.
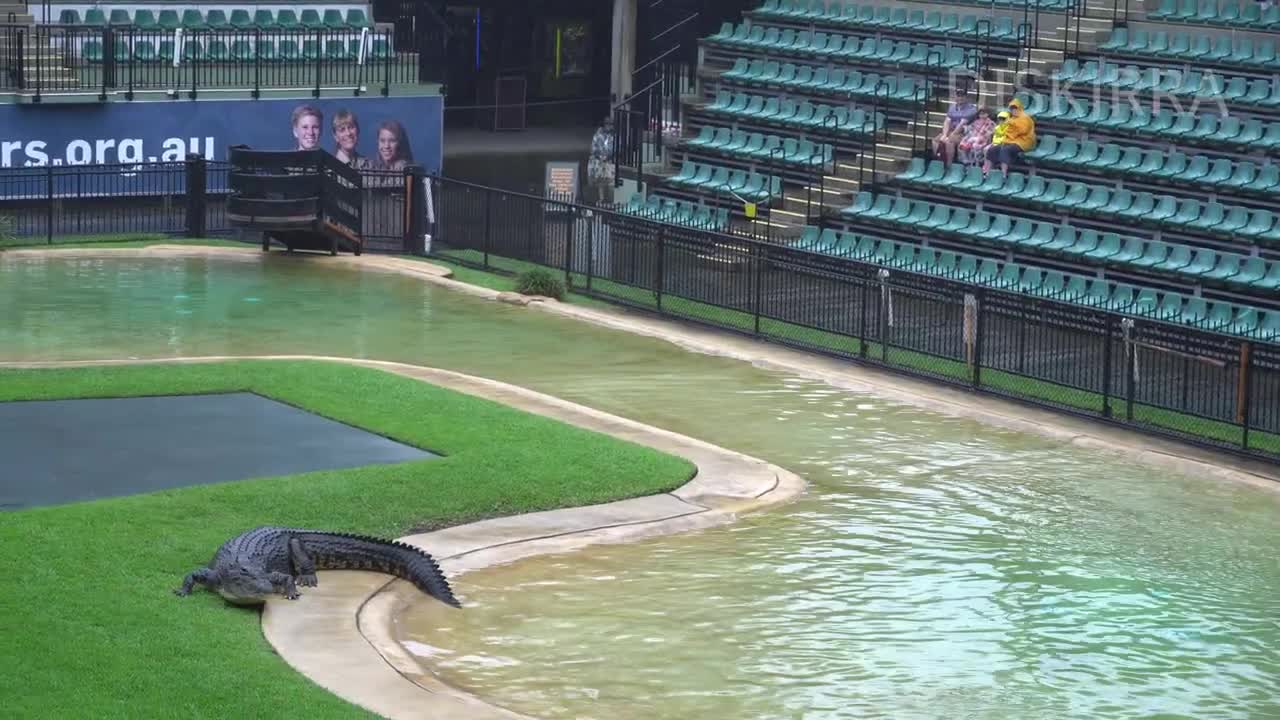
[[226, 146, 364, 256]]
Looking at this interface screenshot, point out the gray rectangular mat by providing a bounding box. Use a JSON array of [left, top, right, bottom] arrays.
[[0, 392, 435, 510]]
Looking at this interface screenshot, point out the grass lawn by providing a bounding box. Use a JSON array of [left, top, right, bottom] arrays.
[[0, 359, 695, 719], [0, 233, 250, 250]]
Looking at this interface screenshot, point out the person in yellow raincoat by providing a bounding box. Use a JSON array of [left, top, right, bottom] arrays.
[[983, 98, 1036, 175]]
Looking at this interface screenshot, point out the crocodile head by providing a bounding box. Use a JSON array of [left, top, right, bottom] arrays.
[[213, 563, 279, 606]]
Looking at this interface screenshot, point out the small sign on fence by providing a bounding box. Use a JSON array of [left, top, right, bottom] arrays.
[[544, 161, 579, 204]]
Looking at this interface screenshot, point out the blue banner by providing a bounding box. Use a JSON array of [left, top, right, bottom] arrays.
[[0, 95, 442, 199]]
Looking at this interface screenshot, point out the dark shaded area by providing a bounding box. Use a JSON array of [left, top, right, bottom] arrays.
[[0, 392, 435, 510]]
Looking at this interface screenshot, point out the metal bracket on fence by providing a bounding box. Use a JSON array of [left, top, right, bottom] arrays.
[[878, 268, 894, 328], [1121, 317, 1139, 384]]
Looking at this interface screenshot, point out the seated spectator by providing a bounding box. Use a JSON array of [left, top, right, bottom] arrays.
[[983, 98, 1036, 176], [986, 110, 1009, 154], [931, 86, 977, 168], [957, 107, 995, 167]]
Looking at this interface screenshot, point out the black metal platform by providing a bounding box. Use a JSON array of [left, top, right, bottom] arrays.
[[227, 146, 365, 256]]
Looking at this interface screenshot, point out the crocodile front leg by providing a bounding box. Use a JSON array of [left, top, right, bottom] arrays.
[[269, 571, 301, 600], [174, 568, 215, 597], [289, 537, 318, 587]]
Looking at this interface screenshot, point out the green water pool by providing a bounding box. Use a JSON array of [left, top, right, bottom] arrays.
[[4, 253, 1279, 719]]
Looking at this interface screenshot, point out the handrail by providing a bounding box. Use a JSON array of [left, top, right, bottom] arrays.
[[767, 143, 784, 243], [650, 11, 699, 43], [818, 110, 840, 226], [1015, 21, 1032, 80], [627, 44, 682, 92]]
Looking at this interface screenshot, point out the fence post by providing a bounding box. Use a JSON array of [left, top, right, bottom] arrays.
[[101, 27, 115, 98], [974, 290, 985, 388], [184, 153, 207, 238], [1122, 318, 1136, 421], [655, 224, 665, 312], [563, 203, 575, 287], [1239, 341, 1252, 451], [45, 164, 53, 244], [752, 243, 763, 336], [964, 291, 980, 387], [482, 186, 492, 269], [1101, 313, 1113, 417], [253, 28, 261, 99], [585, 210, 594, 293], [404, 164, 426, 256], [858, 277, 869, 359], [313, 29, 323, 98], [877, 269, 890, 363], [382, 30, 392, 97], [15, 29, 24, 93]]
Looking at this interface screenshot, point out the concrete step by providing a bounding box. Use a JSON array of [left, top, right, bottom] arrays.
[[1029, 47, 1066, 60], [783, 183, 850, 205]]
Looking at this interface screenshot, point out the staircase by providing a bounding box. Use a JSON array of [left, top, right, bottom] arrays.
[[641, 0, 1133, 239], [0, 7, 83, 96]]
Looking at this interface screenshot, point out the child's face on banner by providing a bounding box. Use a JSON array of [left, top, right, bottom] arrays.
[[378, 128, 399, 163], [294, 114, 320, 150]]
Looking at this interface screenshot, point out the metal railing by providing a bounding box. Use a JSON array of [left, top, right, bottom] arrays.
[[0, 155, 423, 252], [425, 174, 1280, 467], [0, 23, 422, 100], [4, 162, 1280, 465]]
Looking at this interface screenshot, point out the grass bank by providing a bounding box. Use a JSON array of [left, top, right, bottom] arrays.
[[0, 359, 695, 719], [0, 233, 248, 250]]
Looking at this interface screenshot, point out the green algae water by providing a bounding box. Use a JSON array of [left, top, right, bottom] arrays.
[[4, 254, 1280, 719]]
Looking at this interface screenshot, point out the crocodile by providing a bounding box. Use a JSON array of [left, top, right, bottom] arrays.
[[174, 525, 460, 608]]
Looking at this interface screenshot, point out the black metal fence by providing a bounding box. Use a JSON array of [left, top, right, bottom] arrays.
[[0, 23, 421, 100], [427, 176, 1280, 465], [3, 161, 1278, 465], [0, 156, 417, 251]]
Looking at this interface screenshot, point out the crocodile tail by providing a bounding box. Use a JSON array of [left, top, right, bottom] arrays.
[[296, 531, 461, 608]]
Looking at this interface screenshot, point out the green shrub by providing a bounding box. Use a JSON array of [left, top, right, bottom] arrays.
[[514, 268, 566, 300]]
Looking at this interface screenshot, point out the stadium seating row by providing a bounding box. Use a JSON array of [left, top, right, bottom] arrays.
[[1019, 93, 1280, 153], [57, 8, 372, 32], [84, 37, 390, 63], [1050, 60, 1280, 109], [894, 163, 1280, 244], [721, 59, 925, 104], [711, 32, 977, 75], [1025, 136, 1279, 197], [841, 190, 1280, 288], [1145, 0, 1280, 28], [755, 0, 1075, 21], [620, 195, 731, 231], [791, 227, 1280, 340], [703, 91, 886, 137], [1097, 28, 1279, 71], [683, 126, 834, 168], [667, 161, 783, 202], [709, 23, 998, 67], [712, 11, 1025, 46]]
